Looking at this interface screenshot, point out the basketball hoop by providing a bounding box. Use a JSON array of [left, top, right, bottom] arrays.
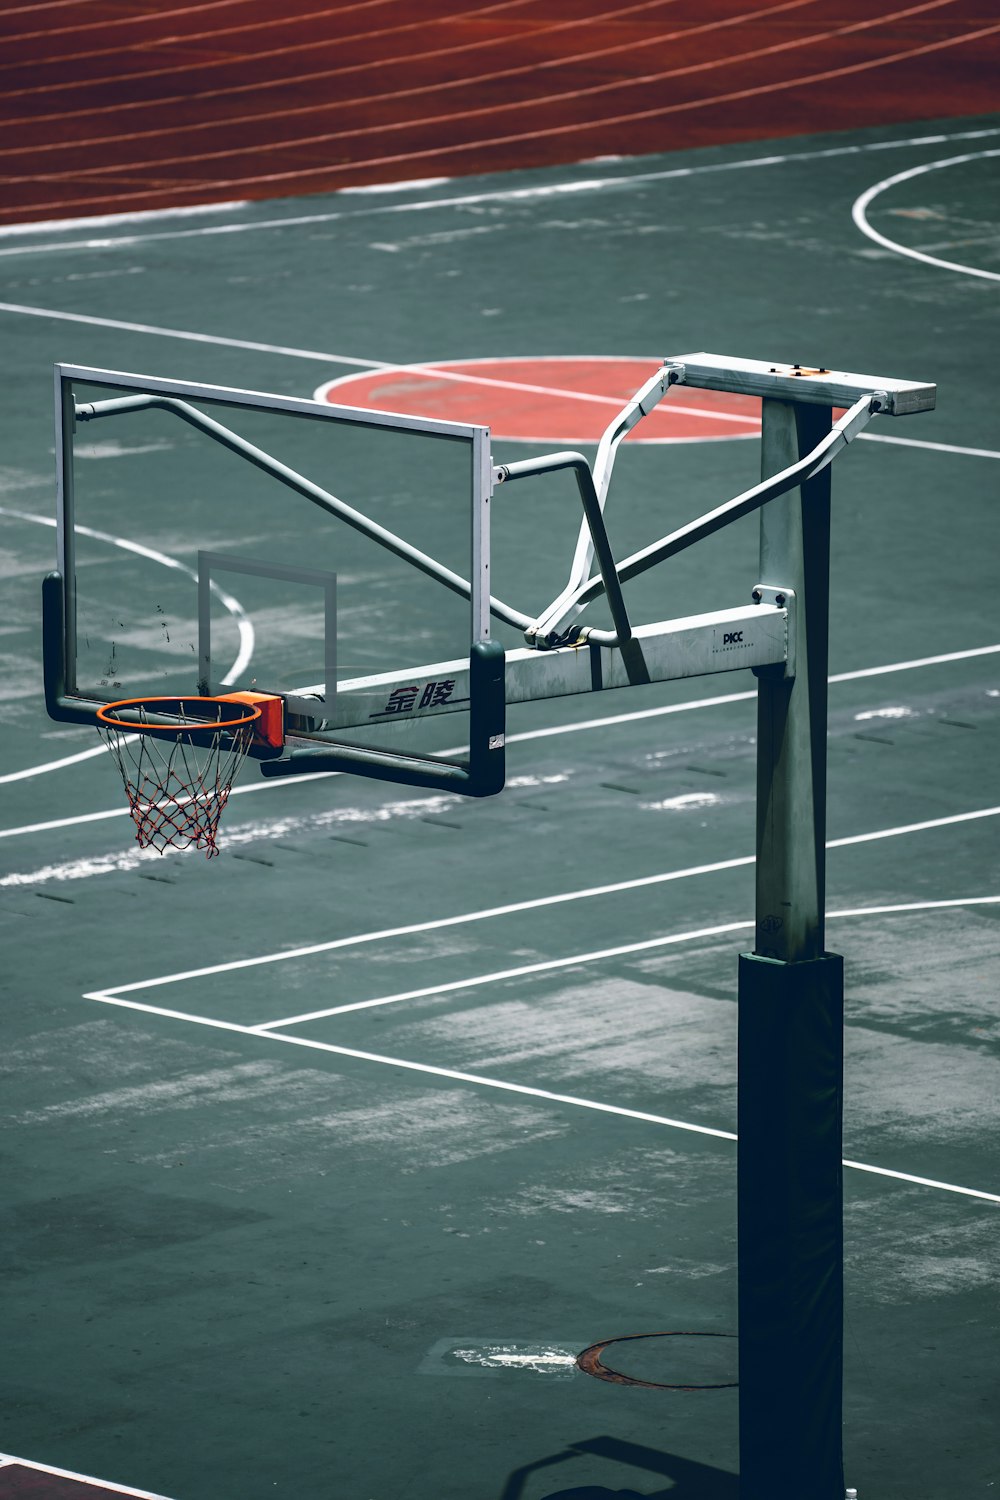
[[96, 696, 263, 857]]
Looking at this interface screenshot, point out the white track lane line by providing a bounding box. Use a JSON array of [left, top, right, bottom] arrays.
[[852, 148, 1000, 281], [5, 7, 993, 219], [82, 807, 1000, 1000], [253, 897, 1000, 1028], [40, 0, 849, 186], [1, 641, 997, 816], [2, 0, 824, 135], [1, 124, 998, 254], [12, 0, 267, 49]]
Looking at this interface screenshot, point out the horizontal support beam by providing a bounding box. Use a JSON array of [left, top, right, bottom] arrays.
[[58, 362, 485, 439], [287, 601, 788, 739], [667, 352, 936, 416]]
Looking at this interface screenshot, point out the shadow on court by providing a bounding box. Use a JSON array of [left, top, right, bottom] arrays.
[[501, 1435, 739, 1499]]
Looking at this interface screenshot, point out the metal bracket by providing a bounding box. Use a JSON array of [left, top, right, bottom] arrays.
[[258, 639, 506, 796], [751, 584, 796, 680], [493, 451, 635, 649]]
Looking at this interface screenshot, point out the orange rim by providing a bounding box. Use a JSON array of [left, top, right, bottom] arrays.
[[96, 695, 262, 734]]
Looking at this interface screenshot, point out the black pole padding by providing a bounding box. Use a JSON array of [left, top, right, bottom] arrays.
[[42, 571, 67, 717], [466, 638, 505, 797], [737, 949, 845, 1500], [42, 571, 95, 726]]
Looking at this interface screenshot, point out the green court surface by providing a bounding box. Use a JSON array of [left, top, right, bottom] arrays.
[[1, 115, 998, 1500]]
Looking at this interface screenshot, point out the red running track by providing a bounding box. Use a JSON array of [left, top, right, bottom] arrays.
[[0, 0, 997, 225]]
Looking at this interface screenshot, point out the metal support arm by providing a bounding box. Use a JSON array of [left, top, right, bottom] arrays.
[[492, 450, 635, 647], [538, 363, 683, 640], [534, 390, 883, 644]]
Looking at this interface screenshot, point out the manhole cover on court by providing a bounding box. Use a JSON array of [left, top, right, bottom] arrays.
[[315, 356, 763, 443], [577, 1331, 738, 1390]]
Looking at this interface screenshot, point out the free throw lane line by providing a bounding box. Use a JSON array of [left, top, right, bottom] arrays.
[[79, 806, 1000, 1000], [252, 897, 1000, 1028], [81, 971, 1000, 1207]]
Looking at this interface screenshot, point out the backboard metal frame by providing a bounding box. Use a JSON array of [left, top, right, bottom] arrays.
[[44, 363, 503, 791]]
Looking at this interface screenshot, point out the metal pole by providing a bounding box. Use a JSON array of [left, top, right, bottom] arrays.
[[738, 399, 845, 1500]]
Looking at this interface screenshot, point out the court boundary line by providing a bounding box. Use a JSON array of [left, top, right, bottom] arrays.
[[0, 641, 997, 825], [79, 897, 1000, 1207], [81, 805, 1000, 999], [251, 897, 1000, 1027]]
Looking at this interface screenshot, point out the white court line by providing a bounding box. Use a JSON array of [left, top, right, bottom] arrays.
[[1, 298, 996, 463], [0, 298, 386, 367], [839, 1159, 1000, 1202], [86, 857, 757, 998], [0, 198, 249, 238], [318, 358, 1000, 455], [81, 903, 1000, 1205], [1, 641, 997, 818], [253, 897, 1000, 1028], [0, 740, 108, 782], [509, 642, 1000, 746], [1, 123, 999, 255], [319, 374, 759, 422], [857, 432, 1000, 460], [85, 991, 742, 1143], [255, 920, 758, 1026], [0, 301, 746, 425], [826, 807, 1000, 849], [83, 806, 1000, 1001], [0, 505, 254, 785], [0, 1452, 172, 1498], [853, 149, 1000, 281], [827, 643, 1000, 683], [315, 356, 762, 422]]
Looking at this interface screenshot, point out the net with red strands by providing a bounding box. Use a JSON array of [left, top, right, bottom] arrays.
[[96, 696, 261, 858]]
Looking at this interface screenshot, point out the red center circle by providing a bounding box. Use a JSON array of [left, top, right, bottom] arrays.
[[314, 356, 764, 443]]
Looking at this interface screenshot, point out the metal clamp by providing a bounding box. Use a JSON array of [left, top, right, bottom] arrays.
[[751, 584, 796, 680]]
